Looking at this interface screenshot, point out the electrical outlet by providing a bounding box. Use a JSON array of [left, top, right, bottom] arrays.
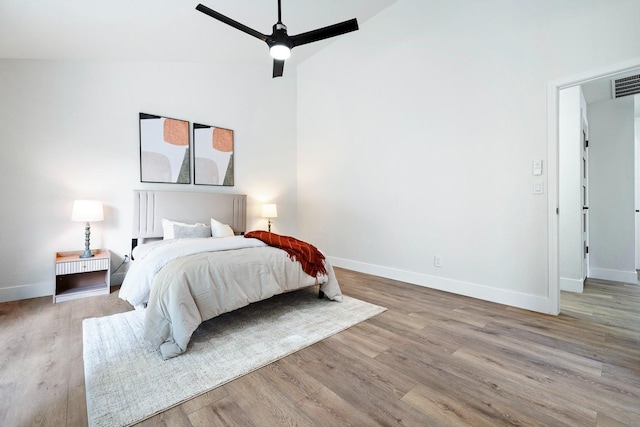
[[434, 255, 442, 268], [124, 254, 130, 263]]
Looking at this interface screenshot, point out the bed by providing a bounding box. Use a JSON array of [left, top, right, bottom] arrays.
[[118, 190, 342, 359]]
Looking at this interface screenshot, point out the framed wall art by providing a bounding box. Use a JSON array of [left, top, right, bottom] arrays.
[[139, 113, 190, 184], [193, 123, 234, 186]]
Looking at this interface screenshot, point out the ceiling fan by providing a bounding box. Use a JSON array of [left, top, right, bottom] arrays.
[[196, 1, 359, 78]]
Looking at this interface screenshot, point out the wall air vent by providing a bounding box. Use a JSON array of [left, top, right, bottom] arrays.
[[611, 74, 640, 99]]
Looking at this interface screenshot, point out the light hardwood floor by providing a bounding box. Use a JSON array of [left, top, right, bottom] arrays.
[[1, 269, 639, 426]]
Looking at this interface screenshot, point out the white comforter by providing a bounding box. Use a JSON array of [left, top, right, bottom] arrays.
[[119, 236, 342, 359], [119, 236, 268, 308]]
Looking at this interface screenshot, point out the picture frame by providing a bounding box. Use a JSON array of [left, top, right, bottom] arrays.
[[193, 123, 234, 186], [139, 113, 190, 184]]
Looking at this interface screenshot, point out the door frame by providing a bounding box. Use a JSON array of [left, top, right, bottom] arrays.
[[547, 57, 640, 315], [581, 115, 589, 283], [635, 117, 640, 271]]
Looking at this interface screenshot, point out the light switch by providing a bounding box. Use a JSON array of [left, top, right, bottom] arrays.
[[532, 160, 543, 176], [533, 181, 544, 194]]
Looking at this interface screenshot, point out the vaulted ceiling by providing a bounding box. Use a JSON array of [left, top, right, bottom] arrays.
[[0, 0, 398, 66]]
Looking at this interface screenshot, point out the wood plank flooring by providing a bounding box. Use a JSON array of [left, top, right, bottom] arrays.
[[1, 270, 639, 426]]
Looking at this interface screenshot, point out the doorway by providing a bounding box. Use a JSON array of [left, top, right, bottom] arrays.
[[548, 59, 640, 315]]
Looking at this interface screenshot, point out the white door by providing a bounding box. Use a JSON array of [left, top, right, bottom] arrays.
[[581, 116, 590, 281], [635, 115, 640, 271]]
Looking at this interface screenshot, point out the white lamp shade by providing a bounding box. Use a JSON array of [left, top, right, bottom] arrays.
[[261, 204, 278, 218], [269, 44, 291, 60], [71, 200, 104, 222]]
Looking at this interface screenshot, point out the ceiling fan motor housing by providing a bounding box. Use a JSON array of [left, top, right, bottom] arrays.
[[268, 23, 293, 50]]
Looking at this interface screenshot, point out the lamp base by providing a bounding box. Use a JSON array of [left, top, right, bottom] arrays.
[[80, 222, 94, 258], [79, 249, 94, 258]]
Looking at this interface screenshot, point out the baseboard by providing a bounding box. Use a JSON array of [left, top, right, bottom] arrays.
[[0, 281, 52, 303], [560, 277, 584, 293], [588, 267, 637, 284], [328, 256, 553, 314]]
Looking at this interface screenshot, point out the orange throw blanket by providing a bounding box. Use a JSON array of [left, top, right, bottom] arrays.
[[244, 231, 327, 278]]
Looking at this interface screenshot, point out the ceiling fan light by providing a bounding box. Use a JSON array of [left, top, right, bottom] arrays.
[[270, 44, 291, 60]]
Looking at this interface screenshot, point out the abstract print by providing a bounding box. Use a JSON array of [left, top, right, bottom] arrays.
[[139, 113, 190, 184], [193, 123, 234, 186]]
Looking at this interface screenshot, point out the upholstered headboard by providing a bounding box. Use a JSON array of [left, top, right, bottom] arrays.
[[132, 190, 246, 243]]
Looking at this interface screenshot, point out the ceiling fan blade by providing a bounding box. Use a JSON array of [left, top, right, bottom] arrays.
[[196, 4, 267, 42], [273, 59, 285, 78], [291, 18, 358, 47]]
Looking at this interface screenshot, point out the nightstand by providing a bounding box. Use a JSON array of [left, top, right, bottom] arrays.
[[54, 249, 111, 303]]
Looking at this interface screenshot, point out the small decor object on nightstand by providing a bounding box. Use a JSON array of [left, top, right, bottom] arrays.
[[71, 200, 104, 258], [262, 203, 277, 232]]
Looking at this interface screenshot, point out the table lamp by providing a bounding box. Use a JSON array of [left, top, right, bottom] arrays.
[[261, 204, 277, 232], [72, 200, 104, 258]]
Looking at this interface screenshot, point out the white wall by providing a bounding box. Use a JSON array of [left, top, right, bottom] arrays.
[[297, 0, 640, 313], [588, 97, 636, 283], [559, 86, 587, 292], [0, 59, 298, 302]]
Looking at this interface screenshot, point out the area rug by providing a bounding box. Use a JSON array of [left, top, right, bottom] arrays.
[[83, 288, 386, 427]]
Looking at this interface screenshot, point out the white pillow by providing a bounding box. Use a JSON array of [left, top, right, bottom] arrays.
[[162, 218, 209, 239], [211, 218, 234, 238]]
